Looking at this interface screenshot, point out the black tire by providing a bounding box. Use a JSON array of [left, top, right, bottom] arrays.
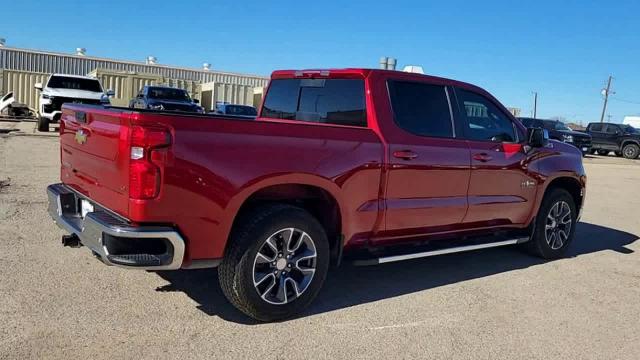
[[597, 150, 609, 156], [524, 188, 577, 259], [37, 116, 49, 132], [218, 204, 330, 322], [621, 143, 640, 159]]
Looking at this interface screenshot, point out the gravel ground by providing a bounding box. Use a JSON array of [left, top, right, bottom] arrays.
[[1, 122, 639, 359]]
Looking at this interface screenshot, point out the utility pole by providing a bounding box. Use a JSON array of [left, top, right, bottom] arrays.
[[600, 75, 613, 123], [532, 92, 538, 118]]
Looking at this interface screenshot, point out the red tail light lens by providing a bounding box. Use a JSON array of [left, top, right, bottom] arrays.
[[131, 126, 171, 148], [129, 126, 171, 200], [129, 161, 160, 199]]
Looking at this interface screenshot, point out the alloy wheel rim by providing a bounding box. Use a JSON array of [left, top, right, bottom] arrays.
[[252, 228, 317, 305], [545, 201, 572, 250], [624, 147, 635, 157]]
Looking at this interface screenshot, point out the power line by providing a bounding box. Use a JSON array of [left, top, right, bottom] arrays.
[[610, 97, 640, 105]]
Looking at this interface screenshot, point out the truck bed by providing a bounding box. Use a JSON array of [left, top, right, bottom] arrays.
[[59, 104, 383, 262]]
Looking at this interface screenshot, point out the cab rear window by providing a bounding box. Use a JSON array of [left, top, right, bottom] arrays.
[[261, 79, 366, 127]]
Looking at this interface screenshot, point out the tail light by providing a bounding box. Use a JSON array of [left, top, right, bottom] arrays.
[[129, 126, 171, 200]]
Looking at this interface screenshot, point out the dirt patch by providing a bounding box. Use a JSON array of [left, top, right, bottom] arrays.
[[0, 178, 10, 192]]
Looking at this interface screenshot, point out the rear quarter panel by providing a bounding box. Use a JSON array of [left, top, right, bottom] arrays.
[[129, 113, 384, 262]]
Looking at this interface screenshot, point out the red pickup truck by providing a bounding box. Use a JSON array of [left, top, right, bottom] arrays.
[[47, 68, 586, 321]]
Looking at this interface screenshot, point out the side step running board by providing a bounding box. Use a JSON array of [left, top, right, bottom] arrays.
[[354, 237, 529, 266]]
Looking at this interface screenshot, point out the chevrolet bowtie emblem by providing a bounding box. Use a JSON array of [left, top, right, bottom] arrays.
[[75, 129, 88, 145]]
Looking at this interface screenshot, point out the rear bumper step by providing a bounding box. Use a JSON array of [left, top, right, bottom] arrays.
[[353, 237, 529, 266], [47, 183, 185, 270]]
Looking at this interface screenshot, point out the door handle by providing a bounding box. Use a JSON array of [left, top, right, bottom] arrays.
[[473, 153, 493, 162], [393, 150, 418, 160]]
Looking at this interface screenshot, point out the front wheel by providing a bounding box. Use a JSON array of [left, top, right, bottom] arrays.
[[524, 188, 577, 259], [622, 144, 640, 159], [218, 204, 330, 322]]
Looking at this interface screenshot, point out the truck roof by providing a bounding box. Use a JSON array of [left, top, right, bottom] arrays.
[[270, 68, 486, 93], [50, 73, 99, 80]]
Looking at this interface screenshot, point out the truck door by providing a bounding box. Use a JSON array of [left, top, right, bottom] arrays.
[[453, 87, 537, 227], [376, 80, 471, 242], [588, 123, 606, 149], [603, 124, 621, 150]]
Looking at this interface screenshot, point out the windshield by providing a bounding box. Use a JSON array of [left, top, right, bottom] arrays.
[[47, 76, 103, 92], [225, 105, 257, 116], [541, 120, 571, 131], [148, 87, 191, 101]]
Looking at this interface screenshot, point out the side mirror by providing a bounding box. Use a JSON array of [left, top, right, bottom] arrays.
[[106, 89, 115, 97], [193, 99, 199, 104], [34, 83, 43, 91], [528, 127, 549, 148]]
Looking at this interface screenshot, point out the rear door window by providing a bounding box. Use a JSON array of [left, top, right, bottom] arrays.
[[261, 79, 366, 127], [589, 123, 603, 132], [605, 124, 619, 134], [456, 89, 517, 143], [520, 118, 533, 127], [387, 81, 454, 138]]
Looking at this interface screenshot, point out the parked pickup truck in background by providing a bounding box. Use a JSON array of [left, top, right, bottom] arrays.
[[519, 117, 592, 155], [586, 122, 640, 159], [47, 68, 586, 321], [213, 103, 258, 119], [129, 85, 204, 114], [34, 74, 114, 132]]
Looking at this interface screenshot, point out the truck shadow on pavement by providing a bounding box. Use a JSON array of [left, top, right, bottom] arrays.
[[155, 222, 637, 324]]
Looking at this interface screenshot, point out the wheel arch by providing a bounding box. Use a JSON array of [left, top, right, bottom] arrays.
[[225, 179, 345, 265], [543, 176, 584, 212], [621, 139, 640, 149], [527, 173, 585, 230]]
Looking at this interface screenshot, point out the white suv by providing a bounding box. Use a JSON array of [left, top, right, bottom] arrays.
[[34, 74, 114, 132]]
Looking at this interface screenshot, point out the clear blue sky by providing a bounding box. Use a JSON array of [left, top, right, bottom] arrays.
[[2, 0, 639, 124]]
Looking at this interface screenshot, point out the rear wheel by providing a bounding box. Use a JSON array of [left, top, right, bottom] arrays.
[[622, 144, 640, 159], [597, 150, 609, 156], [37, 116, 49, 132], [219, 204, 330, 322], [524, 188, 577, 259]]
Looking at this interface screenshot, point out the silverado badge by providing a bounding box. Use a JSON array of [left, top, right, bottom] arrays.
[[75, 129, 88, 145]]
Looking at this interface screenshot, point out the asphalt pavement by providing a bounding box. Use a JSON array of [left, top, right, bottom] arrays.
[[1, 122, 638, 359]]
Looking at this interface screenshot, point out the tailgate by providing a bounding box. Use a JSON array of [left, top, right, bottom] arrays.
[[59, 105, 131, 218]]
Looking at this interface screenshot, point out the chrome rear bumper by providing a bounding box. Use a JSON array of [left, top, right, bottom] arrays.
[[47, 183, 185, 270]]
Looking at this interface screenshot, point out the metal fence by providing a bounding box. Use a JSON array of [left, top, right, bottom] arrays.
[[0, 47, 269, 86], [0, 69, 48, 111], [0, 46, 270, 110]]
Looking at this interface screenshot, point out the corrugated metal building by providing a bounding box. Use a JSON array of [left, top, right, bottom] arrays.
[[0, 46, 269, 110]]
